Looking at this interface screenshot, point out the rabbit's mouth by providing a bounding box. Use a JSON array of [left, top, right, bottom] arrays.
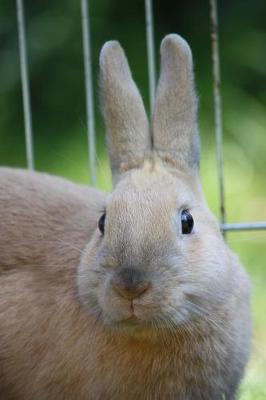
[[99, 296, 157, 330], [115, 301, 143, 325]]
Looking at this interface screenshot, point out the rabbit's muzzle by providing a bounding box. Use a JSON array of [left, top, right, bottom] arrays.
[[111, 268, 151, 301]]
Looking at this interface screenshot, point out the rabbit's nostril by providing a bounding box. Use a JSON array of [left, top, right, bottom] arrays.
[[112, 268, 150, 300], [113, 282, 150, 300]]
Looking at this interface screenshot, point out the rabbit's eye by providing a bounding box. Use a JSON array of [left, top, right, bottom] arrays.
[[98, 213, 106, 235], [181, 210, 194, 234]]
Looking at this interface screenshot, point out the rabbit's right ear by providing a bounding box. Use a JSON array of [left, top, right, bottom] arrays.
[[100, 41, 150, 185], [152, 35, 200, 173]]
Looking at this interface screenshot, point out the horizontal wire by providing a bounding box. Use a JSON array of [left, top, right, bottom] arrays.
[[221, 222, 266, 232]]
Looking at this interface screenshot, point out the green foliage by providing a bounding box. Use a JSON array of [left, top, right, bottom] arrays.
[[0, 1, 265, 398]]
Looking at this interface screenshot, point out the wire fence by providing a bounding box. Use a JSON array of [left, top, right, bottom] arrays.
[[15, 0, 266, 233]]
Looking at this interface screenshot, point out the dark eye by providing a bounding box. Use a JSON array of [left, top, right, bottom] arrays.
[[181, 210, 194, 234], [98, 213, 106, 235]]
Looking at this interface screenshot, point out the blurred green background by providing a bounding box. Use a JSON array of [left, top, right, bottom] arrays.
[[0, 1, 265, 398]]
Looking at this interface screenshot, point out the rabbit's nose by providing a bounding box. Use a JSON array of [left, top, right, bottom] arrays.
[[112, 268, 150, 301]]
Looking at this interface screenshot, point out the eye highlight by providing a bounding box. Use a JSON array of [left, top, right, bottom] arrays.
[[98, 213, 106, 235], [181, 210, 194, 234]]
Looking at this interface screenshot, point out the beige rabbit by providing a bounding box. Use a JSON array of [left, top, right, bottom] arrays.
[[0, 34, 251, 400]]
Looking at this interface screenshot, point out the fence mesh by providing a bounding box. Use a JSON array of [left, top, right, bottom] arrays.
[[15, 0, 266, 233]]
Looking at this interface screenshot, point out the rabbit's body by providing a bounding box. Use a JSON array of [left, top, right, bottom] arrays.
[[0, 167, 105, 399], [0, 167, 250, 400], [0, 34, 251, 399]]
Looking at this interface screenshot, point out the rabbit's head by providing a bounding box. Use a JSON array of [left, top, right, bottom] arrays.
[[78, 35, 234, 336]]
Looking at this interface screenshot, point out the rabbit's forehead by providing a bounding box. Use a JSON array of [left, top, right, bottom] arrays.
[[103, 165, 201, 262], [107, 165, 196, 218]]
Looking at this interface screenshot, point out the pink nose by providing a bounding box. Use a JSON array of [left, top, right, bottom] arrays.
[[112, 268, 150, 301]]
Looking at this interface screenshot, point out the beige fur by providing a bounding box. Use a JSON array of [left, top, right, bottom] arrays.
[[0, 34, 251, 400]]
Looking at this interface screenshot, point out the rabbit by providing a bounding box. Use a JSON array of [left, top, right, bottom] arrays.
[[0, 34, 251, 400]]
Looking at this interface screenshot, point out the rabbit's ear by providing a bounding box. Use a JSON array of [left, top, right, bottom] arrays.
[[152, 34, 200, 172], [100, 41, 150, 184]]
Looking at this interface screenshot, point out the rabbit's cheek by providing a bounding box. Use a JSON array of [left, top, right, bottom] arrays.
[[154, 287, 189, 323]]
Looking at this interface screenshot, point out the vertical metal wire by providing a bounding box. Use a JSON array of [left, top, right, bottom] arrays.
[[81, 0, 97, 186], [16, 0, 34, 170], [209, 0, 226, 230], [145, 0, 156, 114]]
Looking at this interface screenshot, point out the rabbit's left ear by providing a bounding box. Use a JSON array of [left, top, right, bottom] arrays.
[[152, 34, 200, 173]]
